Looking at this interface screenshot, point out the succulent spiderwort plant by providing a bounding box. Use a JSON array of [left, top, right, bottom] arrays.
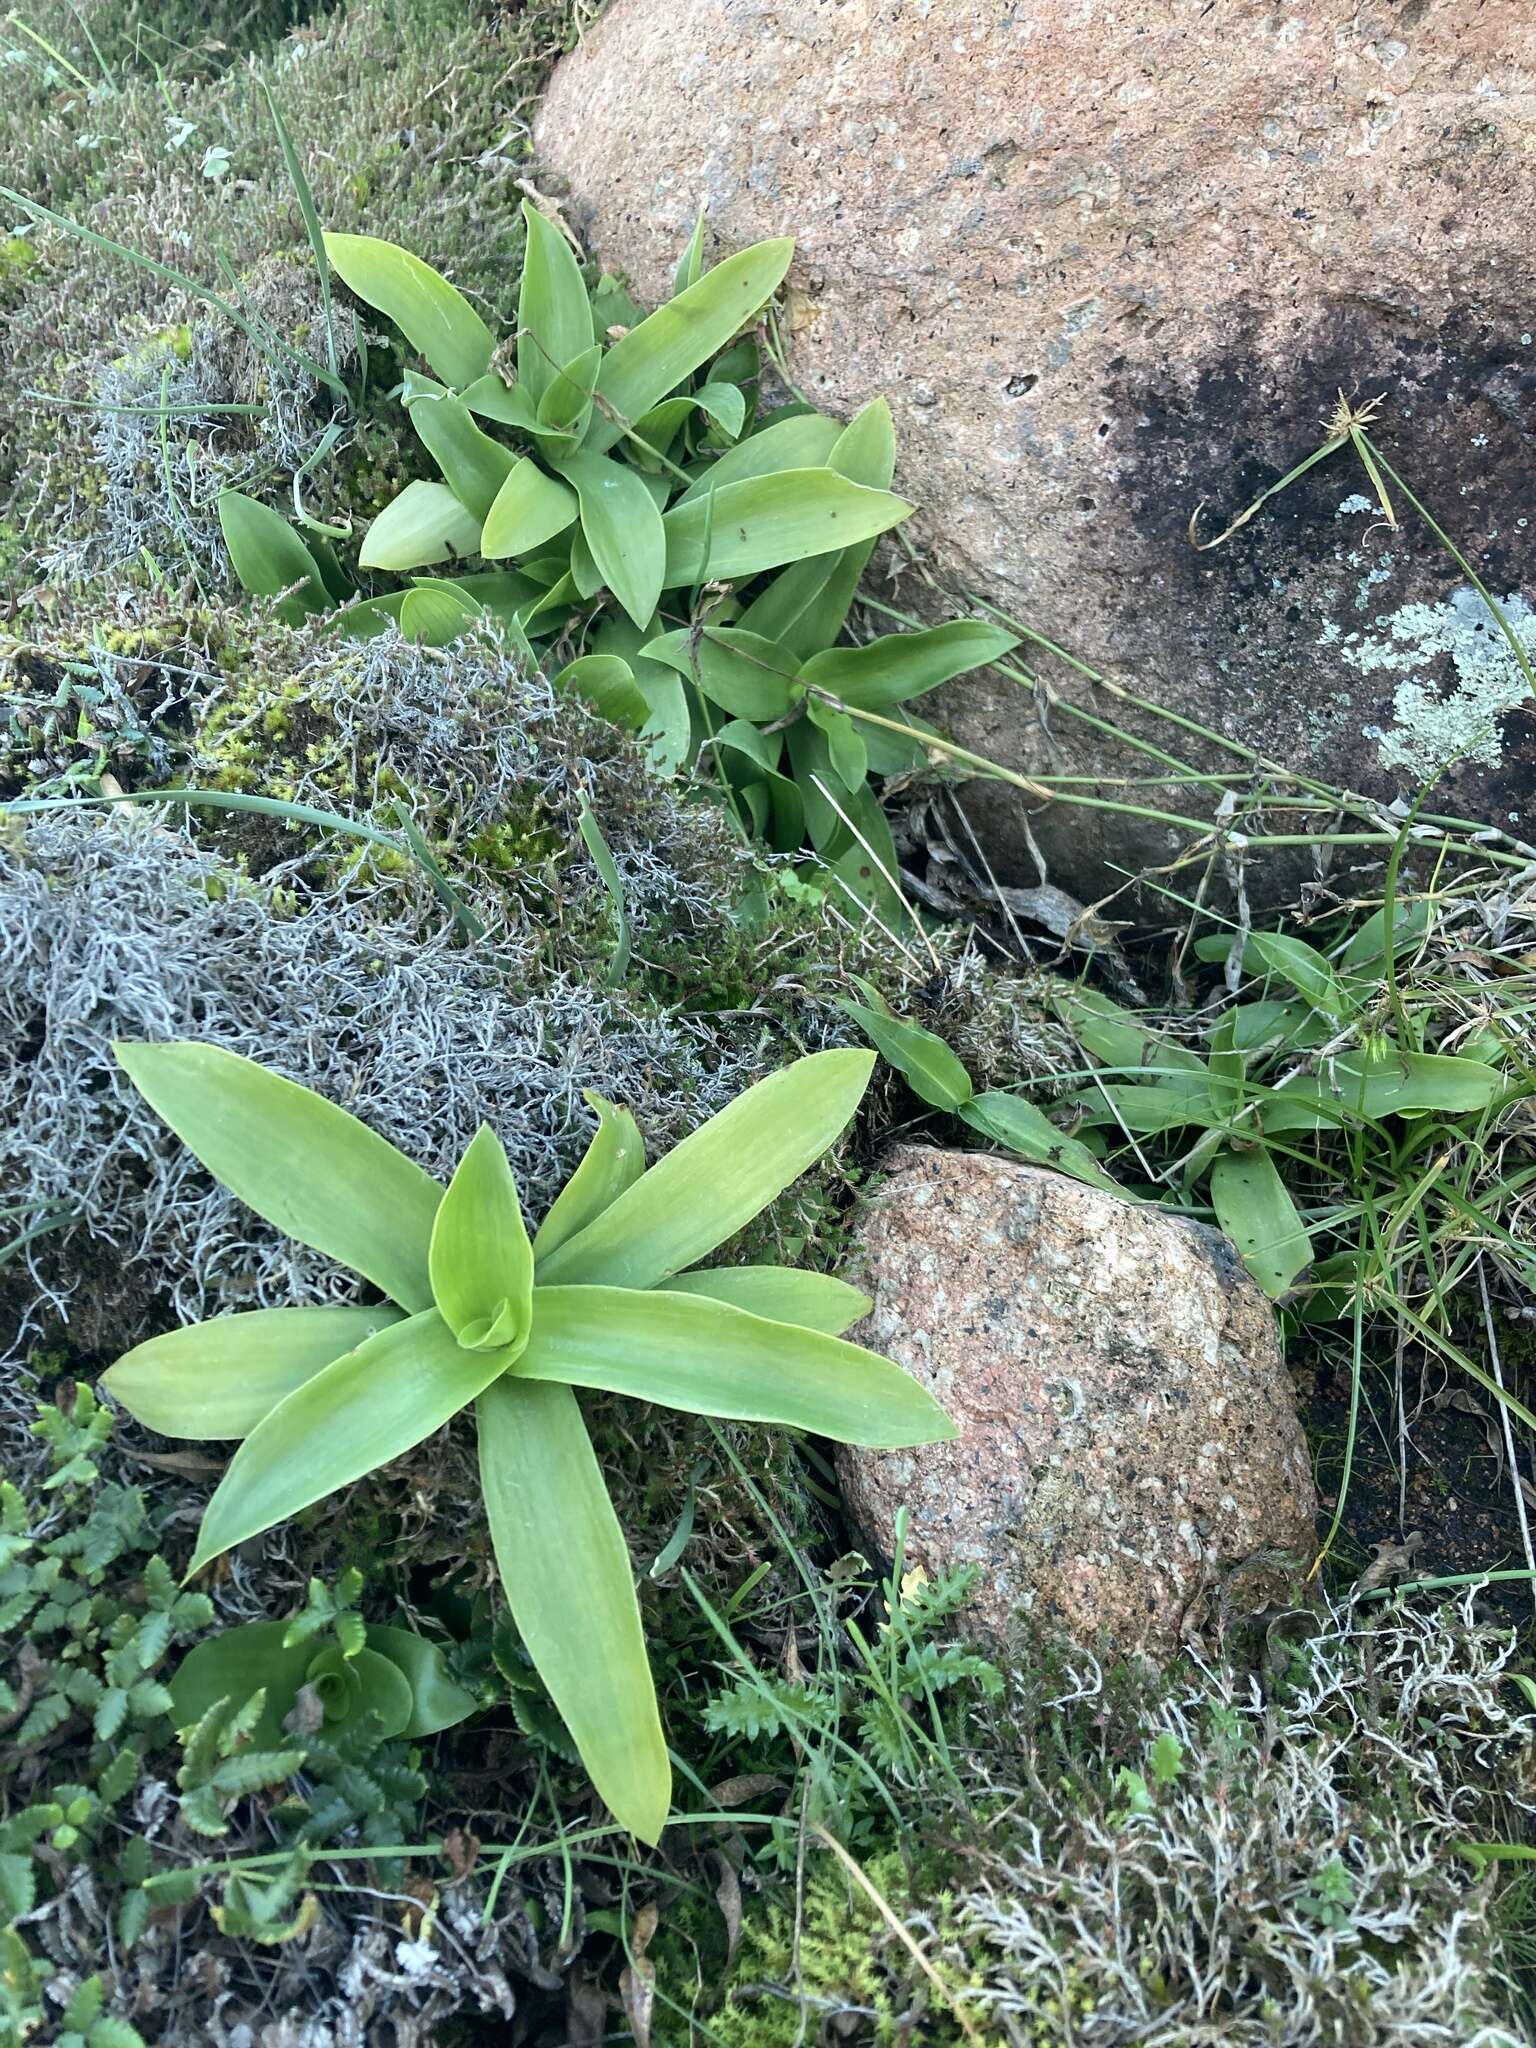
[[101, 1044, 954, 1843]]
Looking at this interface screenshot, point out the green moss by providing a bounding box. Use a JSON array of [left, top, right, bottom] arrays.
[[659, 1848, 988, 2047]]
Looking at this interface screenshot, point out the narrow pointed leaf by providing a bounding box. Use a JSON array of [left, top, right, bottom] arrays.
[[518, 201, 595, 408], [403, 380, 517, 521], [658, 1266, 869, 1336], [217, 492, 331, 625], [556, 450, 665, 629], [189, 1310, 511, 1574], [533, 1091, 645, 1261], [673, 208, 708, 295], [477, 1377, 669, 1842], [481, 458, 579, 560], [520, 1287, 954, 1445], [359, 480, 482, 572], [835, 998, 972, 1111], [535, 1049, 874, 1289], [959, 1093, 1119, 1192], [803, 620, 1019, 709], [587, 238, 793, 455], [103, 1306, 405, 1441], [1261, 1045, 1504, 1133], [1209, 1146, 1314, 1299], [115, 1043, 442, 1310], [323, 233, 494, 389], [642, 626, 797, 720], [675, 411, 842, 505], [430, 1126, 535, 1354], [663, 471, 911, 587]]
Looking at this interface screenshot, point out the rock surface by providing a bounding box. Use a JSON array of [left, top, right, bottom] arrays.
[[538, 2, 1536, 899], [835, 1147, 1317, 1656]]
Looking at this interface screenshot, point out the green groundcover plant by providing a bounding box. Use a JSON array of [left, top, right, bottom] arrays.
[[100, 1042, 954, 1843]]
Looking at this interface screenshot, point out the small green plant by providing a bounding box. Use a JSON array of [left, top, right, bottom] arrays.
[[0, 1388, 215, 2046], [203, 204, 1017, 905], [101, 1042, 954, 1843], [167, 1565, 476, 1750]]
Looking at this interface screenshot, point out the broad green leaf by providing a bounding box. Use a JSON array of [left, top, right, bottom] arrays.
[[835, 995, 973, 1112], [786, 719, 842, 852], [803, 620, 1020, 709], [481, 458, 579, 560], [1340, 897, 1432, 970], [738, 399, 900, 657], [630, 395, 696, 465], [1236, 932, 1358, 1022], [217, 492, 331, 626], [536, 1049, 874, 1289], [861, 707, 938, 777], [692, 380, 747, 440], [440, 569, 545, 618], [591, 613, 693, 775], [334, 592, 409, 641], [477, 1376, 669, 1842], [1055, 985, 1209, 1079], [1207, 1010, 1246, 1117], [1227, 998, 1320, 1054], [518, 201, 595, 408], [429, 1126, 534, 1355], [461, 373, 538, 430], [1072, 1082, 1220, 1135], [323, 232, 493, 389], [359, 480, 482, 572], [519, 1286, 955, 1446], [823, 781, 905, 923], [707, 721, 805, 853], [658, 1266, 869, 1336], [1209, 1147, 1314, 1299], [403, 378, 517, 521], [674, 411, 842, 504], [364, 1623, 479, 1736], [169, 1627, 414, 1749], [555, 653, 650, 729], [587, 238, 794, 455], [642, 626, 798, 720], [102, 1305, 403, 1441], [568, 522, 605, 598], [1261, 1044, 1504, 1134], [556, 450, 666, 629], [958, 1093, 1120, 1191], [398, 582, 481, 646], [662, 471, 912, 587], [808, 697, 867, 791], [535, 342, 602, 447], [115, 1043, 442, 1311], [533, 1091, 645, 1261], [189, 1310, 510, 1574]]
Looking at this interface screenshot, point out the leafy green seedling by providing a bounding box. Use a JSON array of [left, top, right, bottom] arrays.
[[101, 1044, 954, 1845]]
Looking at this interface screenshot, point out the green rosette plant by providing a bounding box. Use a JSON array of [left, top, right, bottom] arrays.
[[213, 206, 1019, 907], [100, 1044, 954, 1844]]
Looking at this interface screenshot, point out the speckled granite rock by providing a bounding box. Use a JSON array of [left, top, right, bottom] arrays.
[[538, 2, 1536, 900], [836, 1147, 1317, 1657]]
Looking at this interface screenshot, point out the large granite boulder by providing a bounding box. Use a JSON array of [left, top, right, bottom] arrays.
[[538, 2, 1536, 899], [835, 1148, 1317, 1657]]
